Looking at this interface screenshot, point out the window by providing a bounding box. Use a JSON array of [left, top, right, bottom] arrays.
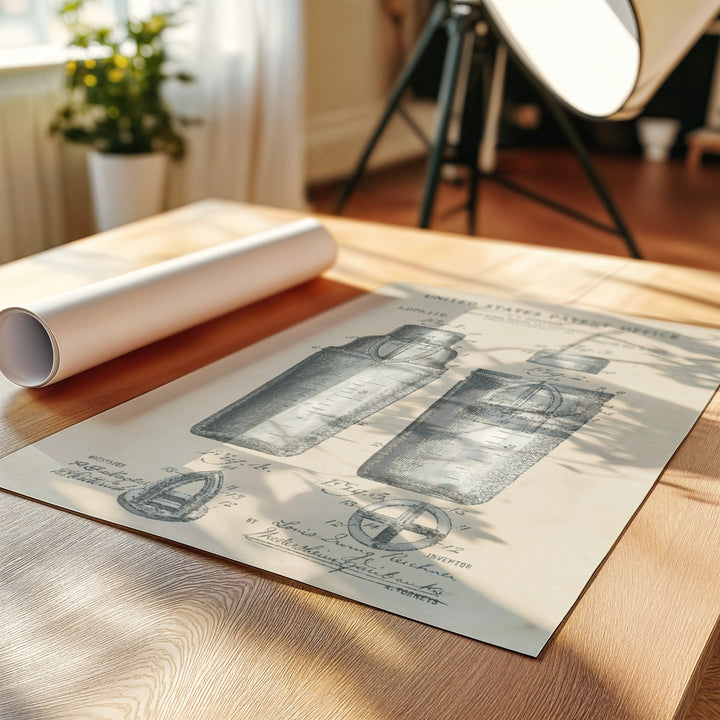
[[0, 1, 139, 68], [0, 0, 53, 48]]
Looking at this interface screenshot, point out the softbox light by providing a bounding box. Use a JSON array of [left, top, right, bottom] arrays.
[[483, 0, 720, 119]]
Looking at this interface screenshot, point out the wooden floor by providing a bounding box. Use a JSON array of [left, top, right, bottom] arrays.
[[310, 148, 720, 272]]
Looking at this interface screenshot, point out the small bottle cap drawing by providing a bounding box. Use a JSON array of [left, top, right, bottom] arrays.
[[117, 470, 224, 522]]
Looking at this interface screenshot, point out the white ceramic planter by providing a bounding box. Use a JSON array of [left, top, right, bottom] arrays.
[[87, 151, 169, 231], [636, 117, 681, 163]]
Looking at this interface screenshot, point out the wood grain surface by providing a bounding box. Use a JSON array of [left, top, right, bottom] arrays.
[[1, 199, 719, 720]]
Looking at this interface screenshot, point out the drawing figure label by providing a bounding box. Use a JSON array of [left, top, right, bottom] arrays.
[[359, 369, 614, 504], [190, 325, 464, 456]]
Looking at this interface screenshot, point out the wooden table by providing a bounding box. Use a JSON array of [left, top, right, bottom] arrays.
[[1, 199, 719, 720]]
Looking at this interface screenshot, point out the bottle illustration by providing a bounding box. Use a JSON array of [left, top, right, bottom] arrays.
[[358, 368, 613, 504], [190, 324, 464, 456]]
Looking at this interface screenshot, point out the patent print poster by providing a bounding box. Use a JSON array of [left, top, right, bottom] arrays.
[[2, 284, 719, 656]]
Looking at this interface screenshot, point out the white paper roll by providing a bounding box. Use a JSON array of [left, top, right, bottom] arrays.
[[0, 218, 337, 387]]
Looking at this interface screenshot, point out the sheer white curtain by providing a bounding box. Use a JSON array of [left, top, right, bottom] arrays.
[[0, 66, 65, 264], [0, 0, 306, 263], [167, 0, 307, 210]]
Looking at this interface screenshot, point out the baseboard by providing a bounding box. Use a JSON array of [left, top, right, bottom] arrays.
[[305, 98, 437, 185]]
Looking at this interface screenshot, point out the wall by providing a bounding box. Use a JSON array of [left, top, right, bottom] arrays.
[[304, 0, 435, 184]]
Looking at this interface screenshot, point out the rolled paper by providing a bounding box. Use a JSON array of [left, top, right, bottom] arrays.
[[0, 218, 337, 387]]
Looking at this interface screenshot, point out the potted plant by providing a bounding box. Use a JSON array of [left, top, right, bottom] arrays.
[[50, 0, 193, 231]]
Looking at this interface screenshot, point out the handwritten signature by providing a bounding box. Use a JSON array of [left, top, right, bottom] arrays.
[[246, 524, 450, 604]]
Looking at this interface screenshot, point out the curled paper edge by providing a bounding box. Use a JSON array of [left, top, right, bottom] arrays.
[[0, 218, 337, 388], [0, 308, 60, 387]]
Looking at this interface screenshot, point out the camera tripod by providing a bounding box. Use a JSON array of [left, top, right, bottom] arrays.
[[334, 0, 642, 259]]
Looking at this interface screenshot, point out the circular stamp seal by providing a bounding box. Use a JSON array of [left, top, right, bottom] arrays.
[[348, 498, 451, 551]]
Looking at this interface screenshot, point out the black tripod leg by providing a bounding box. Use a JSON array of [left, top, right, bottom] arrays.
[[419, 10, 472, 228], [334, 0, 447, 214], [541, 92, 643, 259], [467, 159, 480, 235], [466, 36, 497, 235], [464, 53, 486, 236]]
